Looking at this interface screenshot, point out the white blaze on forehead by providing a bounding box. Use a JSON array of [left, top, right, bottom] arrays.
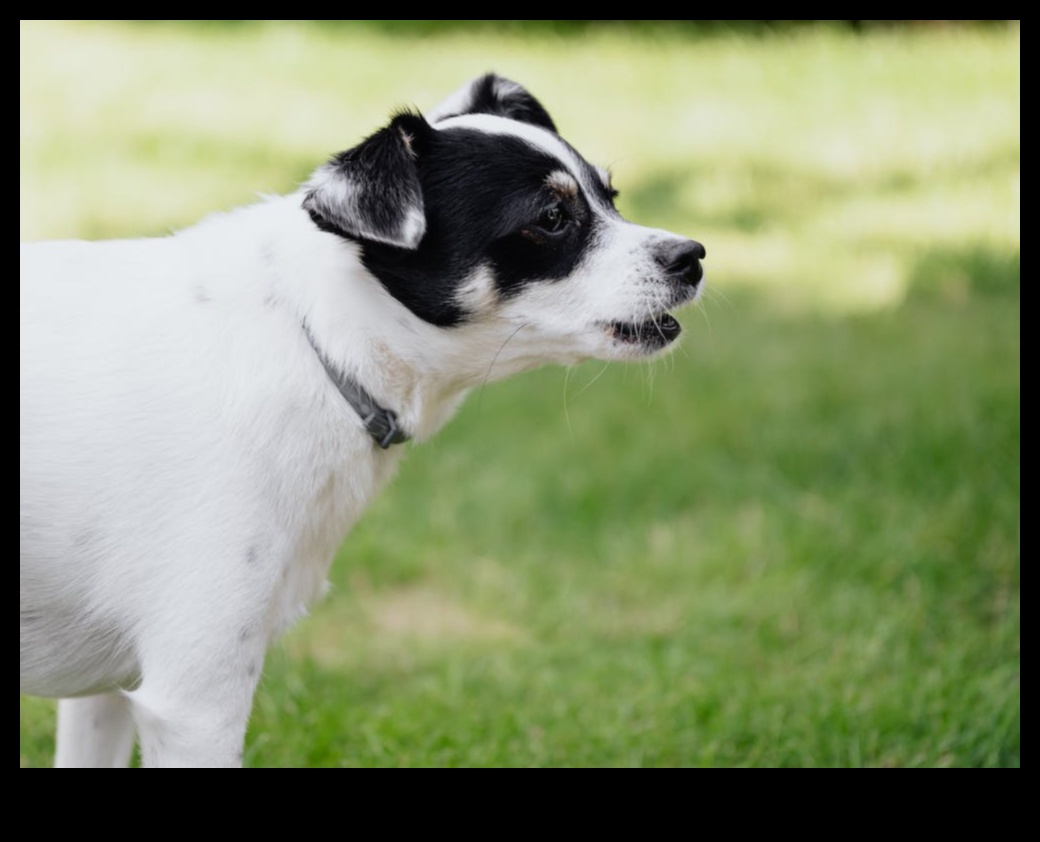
[[433, 113, 607, 203]]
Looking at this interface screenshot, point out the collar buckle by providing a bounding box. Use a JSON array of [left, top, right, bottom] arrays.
[[363, 409, 409, 450]]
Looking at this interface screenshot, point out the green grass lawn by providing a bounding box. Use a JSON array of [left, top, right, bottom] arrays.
[[19, 20, 1019, 767]]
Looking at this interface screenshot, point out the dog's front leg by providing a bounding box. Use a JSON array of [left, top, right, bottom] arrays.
[[127, 670, 259, 768], [119, 608, 271, 767], [55, 692, 135, 768], [124, 637, 266, 769]]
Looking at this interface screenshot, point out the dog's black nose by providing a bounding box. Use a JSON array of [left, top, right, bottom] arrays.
[[655, 239, 706, 286]]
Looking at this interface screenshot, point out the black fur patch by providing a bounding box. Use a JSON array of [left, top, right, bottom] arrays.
[[303, 112, 428, 248], [357, 127, 598, 326]]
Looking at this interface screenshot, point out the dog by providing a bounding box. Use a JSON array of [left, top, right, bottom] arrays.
[[20, 74, 706, 767]]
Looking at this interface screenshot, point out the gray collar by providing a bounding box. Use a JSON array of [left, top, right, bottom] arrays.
[[303, 324, 410, 450]]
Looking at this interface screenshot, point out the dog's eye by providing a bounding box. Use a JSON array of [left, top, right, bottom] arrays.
[[537, 204, 569, 234]]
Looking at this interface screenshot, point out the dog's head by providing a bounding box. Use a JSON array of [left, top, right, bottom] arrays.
[[303, 74, 704, 366]]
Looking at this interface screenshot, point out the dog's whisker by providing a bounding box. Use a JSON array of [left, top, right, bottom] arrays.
[[572, 360, 612, 399], [697, 298, 715, 339], [562, 365, 574, 438], [702, 282, 734, 311], [476, 321, 530, 415]]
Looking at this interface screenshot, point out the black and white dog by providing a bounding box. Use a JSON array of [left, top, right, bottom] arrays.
[[20, 74, 705, 767]]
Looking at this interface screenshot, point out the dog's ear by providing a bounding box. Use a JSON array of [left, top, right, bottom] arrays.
[[425, 73, 557, 133], [302, 111, 429, 249]]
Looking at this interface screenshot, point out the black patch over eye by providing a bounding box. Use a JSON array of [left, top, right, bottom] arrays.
[[537, 203, 569, 234]]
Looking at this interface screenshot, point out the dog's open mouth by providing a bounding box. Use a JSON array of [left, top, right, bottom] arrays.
[[608, 313, 682, 348]]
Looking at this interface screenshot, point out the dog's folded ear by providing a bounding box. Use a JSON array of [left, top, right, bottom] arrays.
[[426, 73, 557, 133], [302, 111, 429, 249]]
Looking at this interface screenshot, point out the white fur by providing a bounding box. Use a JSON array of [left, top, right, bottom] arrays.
[[21, 92, 702, 767]]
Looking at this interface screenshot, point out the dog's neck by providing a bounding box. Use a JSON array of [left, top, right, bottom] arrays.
[[258, 197, 520, 443], [301, 322, 410, 449], [195, 195, 576, 446], [299, 303, 523, 446]]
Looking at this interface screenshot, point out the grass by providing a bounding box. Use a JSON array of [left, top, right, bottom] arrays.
[[19, 21, 1019, 767]]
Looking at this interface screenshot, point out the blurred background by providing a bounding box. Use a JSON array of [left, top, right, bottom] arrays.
[[20, 20, 1019, 767]]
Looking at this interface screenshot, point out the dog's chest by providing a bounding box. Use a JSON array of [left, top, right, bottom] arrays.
[[257, 431, 405, 639]]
